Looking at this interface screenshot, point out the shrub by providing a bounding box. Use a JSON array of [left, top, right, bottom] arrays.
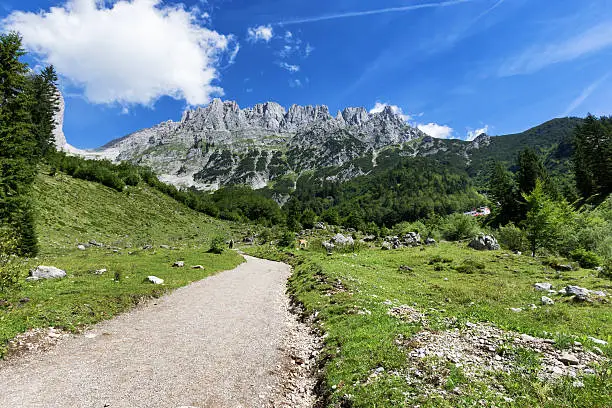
[[0, 230, 20, 290], [208, 236, 225, 254], [455, 259, 485, 274], [277, 231, 295, 248], [599, 259, 612, 279], [570, 249, 601, 269], [440, 214, 481, 241], [497, 222, 528, 252]]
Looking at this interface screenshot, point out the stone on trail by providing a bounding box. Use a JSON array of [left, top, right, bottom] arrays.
[[558, 353, 580, 366], [147, 276, 164, 285], [27, 266, 67, 281], [173, 261, 185, 268]]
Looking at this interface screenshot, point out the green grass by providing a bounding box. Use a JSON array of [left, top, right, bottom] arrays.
[[246, 242, 612, 407], [0, 172, 244, 357]]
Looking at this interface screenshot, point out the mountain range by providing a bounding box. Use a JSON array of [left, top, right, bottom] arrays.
[[55, 98, 580, 191]]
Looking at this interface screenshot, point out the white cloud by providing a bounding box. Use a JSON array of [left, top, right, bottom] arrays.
[[466, 125, 489, 141], [563, 73, 610, 117], [305, 43, 314, 57], [3, 0, 232, 106], [289, 79, 302, 88], [418, 123, 455, 139], [499, 22, 612, 76], [247, 24, 273, 42], [284, 31, 293, 40], [228, 43, 240, 65], [279, 62, 300, 73], [369, 102, 411, 121]]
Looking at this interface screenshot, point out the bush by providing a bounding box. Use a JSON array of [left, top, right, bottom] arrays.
[[0, 230, 20, 290], [277, 231, 295, 248], [497, 222, 528, 252], [208, 236, 225, 254], [570, 248, 601, 269], [455, 259, 485, 274], [599, 259, 612, 279], [440, 214, 481, 241]]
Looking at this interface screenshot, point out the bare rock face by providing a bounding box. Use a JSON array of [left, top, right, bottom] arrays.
[[89, 98, 426, 190], [52, 89, 67, 150]]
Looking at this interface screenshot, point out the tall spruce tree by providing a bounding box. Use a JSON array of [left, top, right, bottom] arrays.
[[516, 148, 547, 195], [29, 65, 59, 157], [488, 161, 521, 225], [0, 32, 38, 256], [573, 114, 612, 200]]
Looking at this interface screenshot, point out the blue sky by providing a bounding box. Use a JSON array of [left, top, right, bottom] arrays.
[[1, 0, 611, 148]]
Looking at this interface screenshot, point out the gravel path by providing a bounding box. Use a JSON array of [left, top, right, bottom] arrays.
[[0, 255, 309, 408]]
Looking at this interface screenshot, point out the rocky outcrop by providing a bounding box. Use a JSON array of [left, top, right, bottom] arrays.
[[90, 99, 425, 189], [27, 266, 66, 281], [468, 234, 500, 251]]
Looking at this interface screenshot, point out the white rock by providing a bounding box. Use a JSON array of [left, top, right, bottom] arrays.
[[172, 261, 185, 268], [587, 336, 608, 346], [147, 276, 164, 284], [28, 266, 67, 281], [510, 307, 523, 313], [541, 296, 555, 306], [534, 282, 553, 291], [77, 245, 86, 251]]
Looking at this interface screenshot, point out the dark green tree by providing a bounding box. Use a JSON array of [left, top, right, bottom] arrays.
[[573, 114, 612, 200], [0, 32, 38, 256], [488, 162, 521, 225], [516, 148, 547, 195], [29, 65, 59, 157]]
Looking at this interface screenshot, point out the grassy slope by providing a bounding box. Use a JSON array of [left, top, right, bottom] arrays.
[[247, 243, 611, 408], [0, 172, 244, 356]]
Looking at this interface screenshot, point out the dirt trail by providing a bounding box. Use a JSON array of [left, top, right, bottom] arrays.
[[0, 255, 316, 408]]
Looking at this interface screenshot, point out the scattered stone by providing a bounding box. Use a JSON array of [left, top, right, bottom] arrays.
[[331, 233, 354, 246], [398, 265, 413, 272], [425, 238, 436, 245], [541, 296, 555, 306], [468, 234, 500, 251], [556, 264, 573, 272], [510, 307, 522, 313], [159, 245, 170, 249], [172, 261, 185, 268], [564, 285, 590, 301], [381, 241, 392, 250], [572, 380, 584, 388], [558, 353, 580, 366], [19, 297, 30, 304], [77, 244, 86, 251], [142, 244, 153, 250], [587, 336, 608, 346], [534, 282, 553, 291], [314, 222, 326, 230], [89, 240, 103, 247], [4, 327, 69, 358], [147, 276, 164, 285], [322, 241, 335, 253], [403, 232, 421, 246], [93, 268, 107, 275], [388, 305, 426, 323], [591, 290, 607, 297], [191, 265, 205, 270], [27, 266, 67, 281]]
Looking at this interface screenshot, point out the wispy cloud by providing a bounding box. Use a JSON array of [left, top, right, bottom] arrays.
[[562, 73, 610, 117], [466, 125, 489, 141], [247, 25, 273, 42], [369, 102, 412, 121], [278, 0, 473, 25], [278, 62, 300, 72], [499, 22, 612, 77]]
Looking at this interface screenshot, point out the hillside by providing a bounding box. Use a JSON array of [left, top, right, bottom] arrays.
[[32, 170, 239, 255], [1, 171, 244, 357]]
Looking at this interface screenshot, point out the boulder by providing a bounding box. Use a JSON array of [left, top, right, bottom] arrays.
[[541, 296, 555, 306], [468, 234, 500, 251], [322, 241, 335, 253], [147, 276, 164, 285], [425, 238, 436, 245], [534, 282, 553, 291], [403, 232, 421, 246], [558, 353, 579, 366], [381, 242, 392, 250], [564, 285, 590, 301], [172, 261, 185, 268], [27, 266, 66, 281], [314, 222, 326, 230], [331, 233, 354, 246], [77, 244, 86, 251]]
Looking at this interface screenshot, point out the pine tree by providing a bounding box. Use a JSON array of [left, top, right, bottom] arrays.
[[488, 161, 521, 225], [29, 65, 59, 157], [573, 114, 612, 200], [516, 148, 547, 195], [0, 32, 38, 256]]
